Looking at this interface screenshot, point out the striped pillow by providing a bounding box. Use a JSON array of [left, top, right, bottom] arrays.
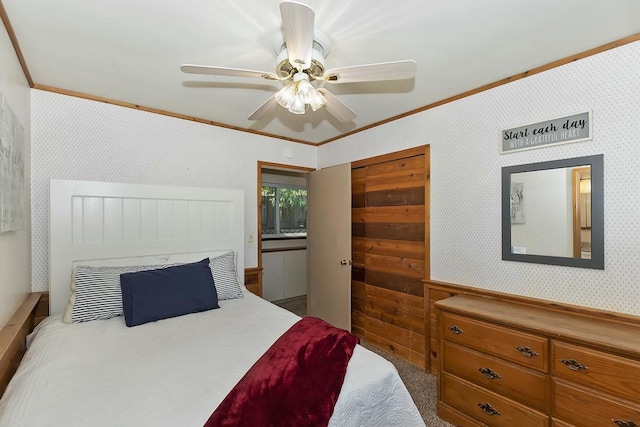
[[63, 252, 242, 324], [209, 251, 244, 300], [65, 264, 164, 323]]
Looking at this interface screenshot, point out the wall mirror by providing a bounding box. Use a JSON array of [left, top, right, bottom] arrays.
[[502, 154, 604, 269]]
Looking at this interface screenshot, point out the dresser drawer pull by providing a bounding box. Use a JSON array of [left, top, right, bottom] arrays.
[[560, 358, 589, 371], [478, 403, 500, 416], [516, 346, 539, 358], [611, 420, 638, 427], [448, 325, 464, 335], [478, 367, 501, 380]]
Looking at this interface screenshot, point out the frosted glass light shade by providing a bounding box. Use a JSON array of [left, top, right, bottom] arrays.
[[275, 84, 296, 109], [309, 92, 326, 111], [297, 79, 316, 103], [288, 95, 306, 114], [276, 72, 324, 115]]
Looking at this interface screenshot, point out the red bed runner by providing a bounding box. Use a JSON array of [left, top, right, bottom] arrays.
[[203, 316, 359, 427]]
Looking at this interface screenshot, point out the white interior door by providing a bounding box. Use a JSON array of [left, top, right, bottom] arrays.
[[307, 163, 351, 330]]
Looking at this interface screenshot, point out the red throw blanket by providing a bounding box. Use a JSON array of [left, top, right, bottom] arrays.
[[204, 317, 359, 427]]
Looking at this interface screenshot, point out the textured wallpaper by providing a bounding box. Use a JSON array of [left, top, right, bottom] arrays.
[[318, 41, 640, 316], [31, 42, 640, 316], [30, 93, 316, 292]]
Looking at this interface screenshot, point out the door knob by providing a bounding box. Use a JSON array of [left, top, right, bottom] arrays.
[[340, 259, 352, 265]]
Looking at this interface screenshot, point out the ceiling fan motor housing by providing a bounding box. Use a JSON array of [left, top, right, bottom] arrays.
[[273, 30, 331, 80]]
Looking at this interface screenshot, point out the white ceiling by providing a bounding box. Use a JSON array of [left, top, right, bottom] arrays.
[[4, 0, 640, 145]]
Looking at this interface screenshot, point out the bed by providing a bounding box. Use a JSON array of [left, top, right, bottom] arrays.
[[0, 179, 425, 426]]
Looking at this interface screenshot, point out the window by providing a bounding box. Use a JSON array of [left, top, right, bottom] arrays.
[[261, 184, 307, 236]]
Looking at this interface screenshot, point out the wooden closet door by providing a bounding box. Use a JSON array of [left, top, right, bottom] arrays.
[[351, 146, 430, 369]]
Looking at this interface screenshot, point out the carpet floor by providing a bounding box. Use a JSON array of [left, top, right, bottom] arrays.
[[274, 296, 452, 426]]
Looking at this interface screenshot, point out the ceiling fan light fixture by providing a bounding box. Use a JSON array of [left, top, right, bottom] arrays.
[[297, 77, 316, 103], [288, 94, 306, 114], [275, 72, 326, 115], [275, 83, 296, 109], [309, 92, 326, 111]]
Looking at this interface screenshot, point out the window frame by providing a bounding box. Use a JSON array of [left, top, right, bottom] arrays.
[[261, 182, 307, 238]]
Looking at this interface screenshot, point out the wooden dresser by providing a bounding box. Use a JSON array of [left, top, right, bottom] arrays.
[[435, 294, 640, 427]]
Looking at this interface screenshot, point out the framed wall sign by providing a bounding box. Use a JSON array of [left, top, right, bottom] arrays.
[[500, 111, 592, 154]]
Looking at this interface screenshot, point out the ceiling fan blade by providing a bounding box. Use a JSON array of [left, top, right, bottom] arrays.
[[317, 88, 356, 123], [279, 1, 315, 71], [180, 64, 279, 81], [247, 95, 278, 121], [323, 60, 417, 84]]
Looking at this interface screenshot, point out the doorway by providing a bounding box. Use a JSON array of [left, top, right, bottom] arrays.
[[257, 162, 314, 304], [257, 145, 430, 351]]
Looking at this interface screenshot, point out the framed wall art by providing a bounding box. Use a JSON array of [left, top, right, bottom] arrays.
[[0, 93, 25, 233]]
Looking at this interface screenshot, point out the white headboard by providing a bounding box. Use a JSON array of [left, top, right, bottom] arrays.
[[49, 179, 245, 316]]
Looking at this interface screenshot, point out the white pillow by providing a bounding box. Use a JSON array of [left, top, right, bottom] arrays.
[[63, 263, 165, 323], [208, 251, 244, 300]]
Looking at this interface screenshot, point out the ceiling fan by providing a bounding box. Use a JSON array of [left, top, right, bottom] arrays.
[[180, 1, 417, 123]]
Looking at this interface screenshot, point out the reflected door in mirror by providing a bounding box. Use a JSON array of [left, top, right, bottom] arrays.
[[573, 167, 591, 259]]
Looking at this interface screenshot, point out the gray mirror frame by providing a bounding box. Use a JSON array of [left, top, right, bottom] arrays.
[[502, 154, 604, 269]]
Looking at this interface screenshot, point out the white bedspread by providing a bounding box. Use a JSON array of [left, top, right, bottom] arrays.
[[0, 291, 424, 427]]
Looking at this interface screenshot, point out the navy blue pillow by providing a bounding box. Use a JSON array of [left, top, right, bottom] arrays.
[[120, 258, 219, 327]]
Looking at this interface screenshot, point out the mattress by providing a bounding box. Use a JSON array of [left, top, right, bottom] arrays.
[[0, 290, 424, 426]]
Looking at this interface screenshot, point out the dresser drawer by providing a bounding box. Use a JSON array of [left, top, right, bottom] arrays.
[[441, 311, 548, 371], [443, 341, 549, 411], [442, 373, 548, 427], [552, 341, 640, 403], [553, 378, 640, 427]]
